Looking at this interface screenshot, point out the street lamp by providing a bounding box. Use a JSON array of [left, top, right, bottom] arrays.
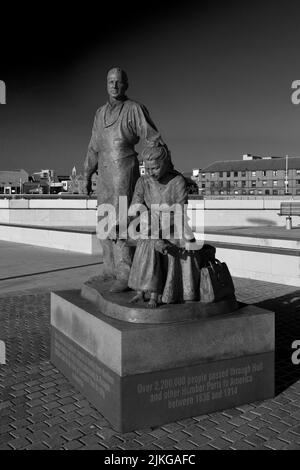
[[48, 173, 51, 194], [285, 155, 289, 195]]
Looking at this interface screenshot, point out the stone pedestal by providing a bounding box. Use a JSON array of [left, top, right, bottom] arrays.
[[50, 287, 274, 433]]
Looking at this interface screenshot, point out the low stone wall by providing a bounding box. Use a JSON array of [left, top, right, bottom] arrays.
[[200, 198, 294, 228], [0, 198, 97, 226], [0, 197, 293, 228], [0, 223, 101, 254]]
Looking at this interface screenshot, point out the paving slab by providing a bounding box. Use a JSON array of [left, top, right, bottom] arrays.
[[0, 241, 102, 296], [0, 275, 300, 449], [0, 242, 300, 449], [0, 241, 100, 280]]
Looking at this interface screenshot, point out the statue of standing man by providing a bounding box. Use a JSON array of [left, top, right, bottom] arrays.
[[83, 67, 165, 293]]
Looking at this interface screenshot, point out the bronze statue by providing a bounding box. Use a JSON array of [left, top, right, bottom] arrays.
[[128, 145, 207, 308], [83, 67, 164, 293]]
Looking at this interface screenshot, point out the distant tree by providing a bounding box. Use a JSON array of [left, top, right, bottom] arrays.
[[184, 176, 199, 194]]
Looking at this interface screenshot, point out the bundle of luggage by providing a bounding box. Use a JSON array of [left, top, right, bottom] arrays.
[[185, 243, 236, 304]]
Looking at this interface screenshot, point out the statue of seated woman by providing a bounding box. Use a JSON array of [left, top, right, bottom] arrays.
[[127, 145, 215, 308]]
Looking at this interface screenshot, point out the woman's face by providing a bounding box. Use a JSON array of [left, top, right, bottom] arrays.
[[145, 159, 168, 181]]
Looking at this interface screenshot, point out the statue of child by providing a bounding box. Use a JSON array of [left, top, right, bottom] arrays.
[[128, 145, 198, 308]]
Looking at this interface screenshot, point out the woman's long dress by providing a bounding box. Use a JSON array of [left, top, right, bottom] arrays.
[[127, 172, 213, 303]]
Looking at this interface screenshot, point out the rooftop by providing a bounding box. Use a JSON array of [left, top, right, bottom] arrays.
[[202, 157, 300, 173]]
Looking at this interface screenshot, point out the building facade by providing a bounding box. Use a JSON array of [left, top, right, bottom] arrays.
[[67, 167, 97, 194], [0, 169, 29, 194], [193, 155, 300, 196], [26, 169, 61, 194]]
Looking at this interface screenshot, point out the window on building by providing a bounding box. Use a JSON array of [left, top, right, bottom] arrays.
[[241, 171, 246, 177], [202, 173, 206, 178], [226, 181, 231, 188], [211, 182, 215, 188], [251, 181, 256, 187], [226, 172, 230, 177], [251, 171, 256, 177], [296, 170, 300, 175], [265, 190, 270, 195], [273, 180, 278, 186], [297, 180, 300, 185], [273, 170, 278, 176], [273, 190, 278, 195], [262, 180, 267, 186], [234, 190, 239, 195], [263, 171, 267, 177], [249, 190, 254, 195], [242, 190, 247, 195], [258, 190, 262, 195], [219, 181, 223, 188], [234, 171, 238, 177], [211, 173, 215, 178], [242, 181, 246, 187], [219, 172, 223, 177], [296, 189, 300, 195], [202, 183, 205, 188], [233, 181, 238, 187]]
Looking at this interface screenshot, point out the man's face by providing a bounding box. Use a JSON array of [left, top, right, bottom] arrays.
[[107, 71, 127, 100], [145, 160, 167, 181]]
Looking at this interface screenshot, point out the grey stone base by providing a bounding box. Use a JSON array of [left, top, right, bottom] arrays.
[[50, 290, 275, 432]]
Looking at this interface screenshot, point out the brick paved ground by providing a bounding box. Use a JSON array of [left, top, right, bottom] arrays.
[[0, 278, 300, 450]]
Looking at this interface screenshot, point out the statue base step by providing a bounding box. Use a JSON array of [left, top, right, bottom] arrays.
[[81, 277, 239, 323], [50, 289, 274, 433]]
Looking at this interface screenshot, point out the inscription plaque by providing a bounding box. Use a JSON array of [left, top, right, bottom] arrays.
[[122, 353, 274, 430]]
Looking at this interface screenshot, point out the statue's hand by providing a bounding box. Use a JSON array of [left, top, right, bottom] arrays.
[[162, 243, 178, 257]]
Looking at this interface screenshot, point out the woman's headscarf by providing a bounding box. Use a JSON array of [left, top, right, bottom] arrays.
[[141, 145, 175, 171]]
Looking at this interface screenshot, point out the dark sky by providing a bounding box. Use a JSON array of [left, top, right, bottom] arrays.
[[1, 1, 300, 175]]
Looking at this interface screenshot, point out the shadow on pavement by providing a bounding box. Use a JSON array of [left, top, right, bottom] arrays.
[[256, 290, 300, 395]]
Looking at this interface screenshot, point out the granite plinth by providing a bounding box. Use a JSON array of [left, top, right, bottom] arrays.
[[50, 290, 275, 432]]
